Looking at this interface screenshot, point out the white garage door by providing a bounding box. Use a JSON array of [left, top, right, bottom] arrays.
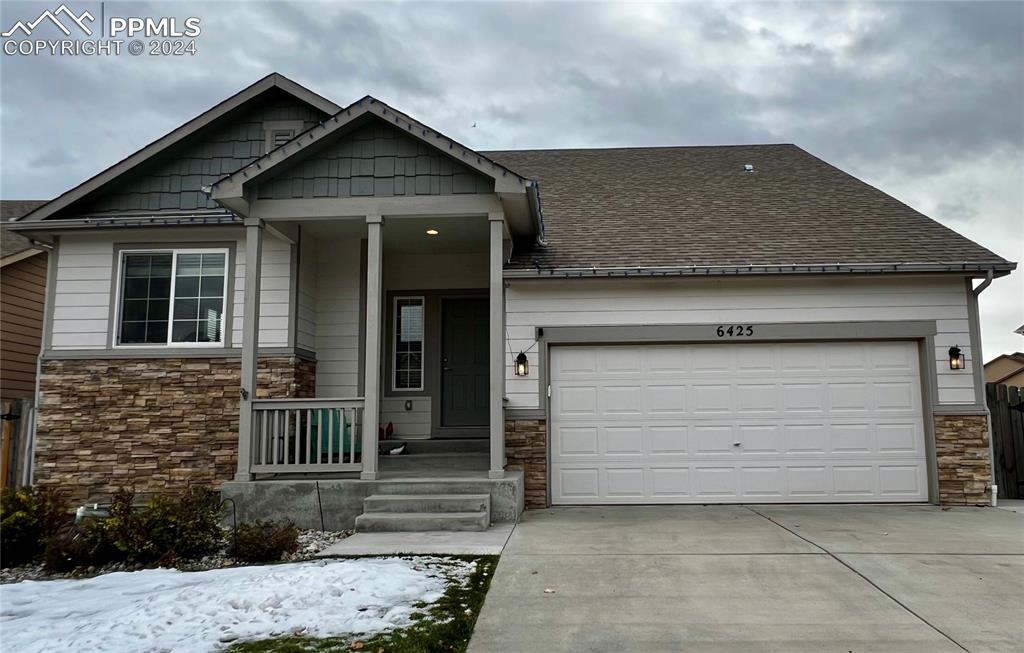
[[550, 341, 928, 504]]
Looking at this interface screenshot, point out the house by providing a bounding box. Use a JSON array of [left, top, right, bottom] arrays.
[[985, 353, 1024, 386], [1, 200, 48, 488], [7, 74, 1016, 529]]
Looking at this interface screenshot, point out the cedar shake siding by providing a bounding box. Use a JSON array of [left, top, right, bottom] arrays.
[[34, 356, 315, 503], [80, 89, 329, 215], [0, 252, 47, 399], [256, 120, 494, 200]]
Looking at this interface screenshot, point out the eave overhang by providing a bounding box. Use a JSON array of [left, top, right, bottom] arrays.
[[503, 261, 1018, 279]]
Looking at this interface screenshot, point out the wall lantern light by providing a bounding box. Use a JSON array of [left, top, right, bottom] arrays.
[[514, 351, 529, 376], [948, 345, 965, 370]]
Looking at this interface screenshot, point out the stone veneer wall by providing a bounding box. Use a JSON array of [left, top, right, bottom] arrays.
[[35, 356, 314, 503], [505, 418, 547, 508], [934, 414, 991, 506]]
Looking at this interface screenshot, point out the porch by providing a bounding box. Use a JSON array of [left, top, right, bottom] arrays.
[[233, 203, 510, 484]]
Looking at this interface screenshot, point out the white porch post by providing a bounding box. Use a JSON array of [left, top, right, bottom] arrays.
[[235, 217, 263, 481], [361, 214, 383, 480], [488, 212, 506, 479]]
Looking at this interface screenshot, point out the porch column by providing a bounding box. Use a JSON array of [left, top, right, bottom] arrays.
[[488, 213, 506, 479], [361, 214, 383, 480], [235, 217, 263, 481]]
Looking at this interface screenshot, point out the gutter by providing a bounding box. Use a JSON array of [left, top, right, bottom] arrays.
[[972, 268, 995, 296], [525, 181, 547, 246], [504, 261, 1017, 279], [970, 267, 998, 506], [5, 211, 242, 232]]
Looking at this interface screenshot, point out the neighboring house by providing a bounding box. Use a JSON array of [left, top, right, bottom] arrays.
[[7, 73, 1016, 529], [985, 353, 1024, 386], [1, 200, 49, 487], [1, 201, 48, 399]]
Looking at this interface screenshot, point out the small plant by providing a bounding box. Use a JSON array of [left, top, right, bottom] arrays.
[[0, 486, 71, 567], [105, 486, 225, 564], [227, 520, 300, 563], [42, 520, 115, 573]]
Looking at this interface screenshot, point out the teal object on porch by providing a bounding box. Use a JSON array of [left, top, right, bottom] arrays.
[[312, 409, 360, 458]]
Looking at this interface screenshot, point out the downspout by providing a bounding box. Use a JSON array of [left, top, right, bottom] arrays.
[[971, 269, 997, 506]]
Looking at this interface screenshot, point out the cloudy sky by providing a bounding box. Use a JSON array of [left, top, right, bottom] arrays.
[[1, 1, 1021, 358]]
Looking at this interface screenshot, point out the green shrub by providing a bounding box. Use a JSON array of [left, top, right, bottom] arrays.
[[42, 520, 115, 573], [227, 520, 299, 563], [104, 486, 225, 564], [1, 487, 71, 567]]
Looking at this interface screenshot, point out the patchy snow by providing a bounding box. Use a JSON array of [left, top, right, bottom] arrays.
[[0, 557, 473, 652]]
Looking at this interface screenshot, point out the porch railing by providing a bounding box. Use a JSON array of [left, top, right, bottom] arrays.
[[249, 398, 364, 474]]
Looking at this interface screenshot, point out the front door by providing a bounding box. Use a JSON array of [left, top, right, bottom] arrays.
[[441, 298, 489, 427]]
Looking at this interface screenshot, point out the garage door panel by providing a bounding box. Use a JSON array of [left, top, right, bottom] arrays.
[[695, 466, 739, 498], [604, 426, 644, 455], [740, 466, 786, 497], [551, 341, 928, 504], [605, 468, 645, 497], [650, 467, 691, 497], [879, 465, 926, 496], [555, 426, 599, 456]]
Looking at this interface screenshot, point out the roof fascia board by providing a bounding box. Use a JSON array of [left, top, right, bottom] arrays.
[[0, 248, 43, 267], [505, 262, 1017, 279], [16, 74, 339, 224], [211, 97, 529, 203]]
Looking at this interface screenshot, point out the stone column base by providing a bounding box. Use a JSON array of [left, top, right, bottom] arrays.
[[505, 418, 547, 508], [934, 413, 991, 506]]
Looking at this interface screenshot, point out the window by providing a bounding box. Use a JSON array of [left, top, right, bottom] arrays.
[[393, 297, 424, 390], [117, 249, 227, 346]]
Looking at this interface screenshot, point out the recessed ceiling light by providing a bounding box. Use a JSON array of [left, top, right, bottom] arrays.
[[426, 229, 439, 236]]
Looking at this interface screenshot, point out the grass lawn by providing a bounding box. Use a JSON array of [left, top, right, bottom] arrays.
[[227, 555, 497, 653]]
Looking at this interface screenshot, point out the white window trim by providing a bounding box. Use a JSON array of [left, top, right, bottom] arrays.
[[391, 295, 425, 392], [112, 247, 230, 349]]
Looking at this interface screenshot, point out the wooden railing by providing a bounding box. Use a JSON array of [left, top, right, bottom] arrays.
[[249, 398, 364, 474]]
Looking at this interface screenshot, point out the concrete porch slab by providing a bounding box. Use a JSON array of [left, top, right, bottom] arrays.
[[220, 470, 524, 531], [316, 523, 516, 556]]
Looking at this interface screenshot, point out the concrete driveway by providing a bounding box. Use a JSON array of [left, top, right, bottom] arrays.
[[469, 505, 1024, 653]]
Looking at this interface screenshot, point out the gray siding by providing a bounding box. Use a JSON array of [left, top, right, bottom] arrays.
[[257, 120, 494, 200], [83, 90, 328, 214]]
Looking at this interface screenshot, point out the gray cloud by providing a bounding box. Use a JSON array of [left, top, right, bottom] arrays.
[[1, 0, 1020, 355]]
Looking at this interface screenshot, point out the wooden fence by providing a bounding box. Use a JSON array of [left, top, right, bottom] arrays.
[[987, 383, 1024, 500], [0, 398, 33, 490]]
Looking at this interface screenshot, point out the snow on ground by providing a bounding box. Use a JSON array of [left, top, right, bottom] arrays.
[[0, 556, 474, 653]]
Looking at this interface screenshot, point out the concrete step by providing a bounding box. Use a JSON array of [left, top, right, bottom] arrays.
[[354, 511, 489, 532], [378, 438, 488, 454], [364, 493, 490, 514]]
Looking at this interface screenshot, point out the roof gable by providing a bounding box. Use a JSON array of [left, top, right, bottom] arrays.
[[16, 73, 338, 222], [211, 95, 531, 204], [256, 118, 495, 200]]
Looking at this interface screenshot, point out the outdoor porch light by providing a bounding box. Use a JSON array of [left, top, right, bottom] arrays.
[[948, 345, 965, 370], [514, 351, 529, 376]]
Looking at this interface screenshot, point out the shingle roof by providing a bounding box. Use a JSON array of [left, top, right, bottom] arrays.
[[1, 200, 47, 259], [485, 145, 1013, 272]]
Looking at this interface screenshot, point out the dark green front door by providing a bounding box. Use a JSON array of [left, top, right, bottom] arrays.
[[441, 298, 489, 427]]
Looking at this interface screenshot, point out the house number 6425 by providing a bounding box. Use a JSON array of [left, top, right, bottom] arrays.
[[716, 325, 754, 337]]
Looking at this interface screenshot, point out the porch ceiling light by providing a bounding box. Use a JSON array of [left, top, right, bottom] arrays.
[[425, 228, 439, 236], [514, 351, 529, 376], [948, 345, 965, 370]]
